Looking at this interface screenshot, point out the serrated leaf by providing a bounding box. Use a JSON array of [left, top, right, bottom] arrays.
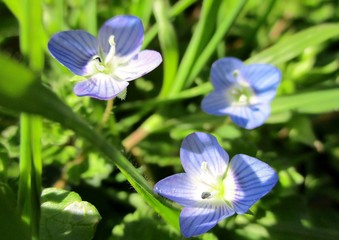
[[40, 188, 101, 240], [81, 153, 113, 187], [111, 208, 180, 240]]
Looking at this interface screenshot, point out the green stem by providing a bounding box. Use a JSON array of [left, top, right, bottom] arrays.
[[153, 0, 179, 98], [186, 0, 247, 86], [100, 98, 114, 128], [118, 82, 213, 111], [123, 114, 164, 151], [18, 114, 32, 218], [239, 0, 276, 57], [17, 0, 44, 238], [30, 115, 42, 239], [168, 0, 221, 96], [18, 114, 42, 240], [143, 0, 197, 48]]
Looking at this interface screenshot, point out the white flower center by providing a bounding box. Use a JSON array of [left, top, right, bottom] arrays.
[[199, 161, 235, 204], [222, 170, 237, 202], [227, 70, 256, 106], [84, 35, 119, 77]]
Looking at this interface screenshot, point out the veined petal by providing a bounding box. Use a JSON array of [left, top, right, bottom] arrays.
[[98, 15, 144, 61], [73, 73, 129, 100], [227, 154, 278, 214], [154, 173, 210, 207], [210, 57, 244, 89], [180, 204, 234, 238], [180, 132, 229, 183], [114, 50, 162, 81], [240, 64, 281, 102], [201, 90, 231, 116], [227, 104, 271, 129], [48, 30, 98, 76], [202, 91, 271, 129]]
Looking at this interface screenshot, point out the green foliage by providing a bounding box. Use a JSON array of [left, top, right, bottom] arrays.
[[111, 194, 180, 240], [40, 188, 101, 240], [0, 0, 339, 239]]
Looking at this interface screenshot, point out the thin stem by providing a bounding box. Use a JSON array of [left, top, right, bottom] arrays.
[[143, 0, 197, 48], [168, 0, 221, 96], [154, 0, 179, 98], [18, 114, 32, 217], [18, 114, 42, 240], [30, 115, 42, 239], [100, 98, 114, 127], [123, 113, 164, 151], [187, 0, 247, 86]]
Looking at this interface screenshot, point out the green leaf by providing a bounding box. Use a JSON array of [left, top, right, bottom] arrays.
[[268, 88, 339, 123], [169, 0, 222, 96], [214, 125, 242, 140], [288, 115, 317, 147], [154, 0, 179, 98], [247, 23, 339, 65], [186, 0, 247, 86], [40, 188, 101, 240], [2, 0, 23, 23], [112, 194, 180, 240], [81, 153, 113, 187]]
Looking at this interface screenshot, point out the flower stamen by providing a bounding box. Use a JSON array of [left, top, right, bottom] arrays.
[[93, 56, 102, 63], [85, 55, 105, 74], [105, 35, 116, 65], [201, 192, 211, 199], [227, 83, 255, 106], [200, 161, 214, 179], [201, 161, 208, 171]]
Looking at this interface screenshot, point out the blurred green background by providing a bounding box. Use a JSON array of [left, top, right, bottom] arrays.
[[0, 0, 339, 239]]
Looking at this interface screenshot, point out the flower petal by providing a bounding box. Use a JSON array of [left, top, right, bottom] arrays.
[[73, 73, 129, 100], [180, 204, 234, 238], [180, 132, 229, 183], [201, 90, 230, 116], [227, 154, 278, 214], [210, 57, 244, 89], [227, 104, 271, 129], [98, 15, 144, 61], [240, 64, 281, 102], [202, 91, 271, 129], [154, 173, 209, 207], [114, 50, 162, 81], [48, 30, 98, 76]]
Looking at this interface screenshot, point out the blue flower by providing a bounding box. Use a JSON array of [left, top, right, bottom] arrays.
[[154, 132, 278, 238], [201, 57, 281, 129], [48, 15, 162, 100]]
